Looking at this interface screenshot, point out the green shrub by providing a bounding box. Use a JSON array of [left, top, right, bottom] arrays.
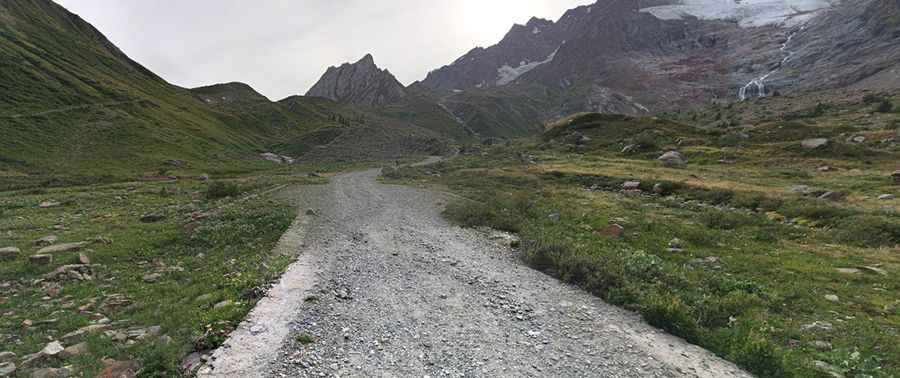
[[876, 98, 894, 113], [205, 181, 241, 200], [832, 214, 900, 247], [642, 295, 701, 343]]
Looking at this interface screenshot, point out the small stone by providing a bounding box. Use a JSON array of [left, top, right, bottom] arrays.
[[143, 273, 162, 283], [836, 268, 860, 274], [29, 255, 53, 265], [817, 166, 834, 172], [198, 174, 210, 182], [848, 136, 866, 144], [213, 300, 234, 309], [60, 342, 89, 358], [140, 214, 165, 223], [0, 247, 19, 261], [622, 181, 641, 191], [813, 361, 844, 378], [790, 185, 811, 194], [818, 191, 845, 201], [801, 138, 829, 149], [878, 194, 895, 200], [34, 236, 58, 247], [0, 362, 14, 377], [37, 242, 88, 254], [547, 213, 561, 222], [78, 253, 91, 265], [824, 294, 839, 303]]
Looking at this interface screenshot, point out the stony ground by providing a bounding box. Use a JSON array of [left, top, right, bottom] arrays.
[[200, 167, 751, 377]]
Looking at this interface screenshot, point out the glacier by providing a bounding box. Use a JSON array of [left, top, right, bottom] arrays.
[[640, 0, 834, 28]]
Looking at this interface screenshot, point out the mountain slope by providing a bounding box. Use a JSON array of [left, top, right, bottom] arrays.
[[0, 0, 348, 181]]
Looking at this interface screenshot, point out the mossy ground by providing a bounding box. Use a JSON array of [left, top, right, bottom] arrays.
[[0, 164, 348, 376]]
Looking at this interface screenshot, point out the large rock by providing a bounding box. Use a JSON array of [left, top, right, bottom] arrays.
[[0, 352, 14, 364], [43, 265, 93, 282], [30, 367, 69, 378], [41, 341, 64, 357], [37, 242, 88, 254], [801, 138, 829, 149], [59, 343, 88, 359], [658, 151, 686, 166], [0, 247, 19, 261]]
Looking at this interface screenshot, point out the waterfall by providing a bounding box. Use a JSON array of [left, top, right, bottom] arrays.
[[738, 26, 805, 101]]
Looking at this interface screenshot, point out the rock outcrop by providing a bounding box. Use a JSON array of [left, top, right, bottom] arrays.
[[306, 54, 407, 107]]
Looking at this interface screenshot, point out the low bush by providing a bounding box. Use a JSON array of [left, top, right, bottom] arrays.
[[205, 181, 241, 199]]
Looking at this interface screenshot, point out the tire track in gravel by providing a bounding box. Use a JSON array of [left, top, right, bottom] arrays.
[[200, 166, 753, 378]]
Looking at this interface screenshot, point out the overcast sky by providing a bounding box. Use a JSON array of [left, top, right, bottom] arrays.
[[55, 0, 592, 100]]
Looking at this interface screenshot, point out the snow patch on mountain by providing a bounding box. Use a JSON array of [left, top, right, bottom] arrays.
[[641, 0, 834, 27], [496, 48, 559, 86]]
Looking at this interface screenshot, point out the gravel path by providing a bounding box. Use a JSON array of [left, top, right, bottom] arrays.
[[200, 167, 753, 378]]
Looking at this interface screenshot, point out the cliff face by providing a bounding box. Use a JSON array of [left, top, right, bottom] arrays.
[[306, 54, 407, 107]]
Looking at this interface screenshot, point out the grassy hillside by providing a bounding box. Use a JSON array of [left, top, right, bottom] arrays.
[[0, 0, 337, 183], [383, 95, 900, 377]]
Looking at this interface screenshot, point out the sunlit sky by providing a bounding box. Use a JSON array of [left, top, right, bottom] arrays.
[[55, 0, 593, 100]]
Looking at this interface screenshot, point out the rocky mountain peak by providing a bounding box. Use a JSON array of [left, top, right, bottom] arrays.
[[306, 54, 407, 107]]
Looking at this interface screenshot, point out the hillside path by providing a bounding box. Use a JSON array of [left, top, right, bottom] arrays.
[[199, 164, 752, 378]]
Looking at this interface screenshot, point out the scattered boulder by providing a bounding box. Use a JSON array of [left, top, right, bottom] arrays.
[[61, 324, 112, 344], [668, 238, 684, 252], [622, 181, 641, 191], [810, 340, 833, 351], [0, 247, 19, 261], [30, 367, 69, 378], [96, 359, 140, 378], [29, 255, 53, 266], [621, 144, 638, 154], [33, 236, 58, 247], [0, 352, 14, 364], [37, 242, 88, 254], [813, 360, 845, 378], [858, 265, 887, 276], [38, 201, 61, 209], [818, 191, 846, 201], [790, 185, 812, 194], [658, 151, 686, 166], [140, 214, 165, 223], [59, 342, 88, 359], [41, 341, 64, 357], [596, 224, 625, 239], [848, 136, 866, 144], [43, 265, 92, 282], [0, 362, 13, 377], [836, 268, 861, 274], [180, 352, 206, 376], [213, 300, 234, 309], [800, 321, 833, 332], [260, 153, 295, 164], [99, 294, 132, 314], [547, 213, 561, 223], [817, 166, 835, 172], [78, 253, 91, 265], [801, 138, 829, 150], [878, 194, 895, 200], [892, 170, 900, 184], [142, 273, 162, 283], [198, 174, 210, 182], [824, 294, 840, 303]]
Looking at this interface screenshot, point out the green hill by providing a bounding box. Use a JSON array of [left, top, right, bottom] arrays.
[[0, 0, 337, 183]]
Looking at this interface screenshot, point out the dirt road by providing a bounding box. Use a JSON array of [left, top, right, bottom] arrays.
[[200, 166, 752, 377]]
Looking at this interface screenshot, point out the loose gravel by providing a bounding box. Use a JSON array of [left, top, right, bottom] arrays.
[[200, 168, 752, 378]]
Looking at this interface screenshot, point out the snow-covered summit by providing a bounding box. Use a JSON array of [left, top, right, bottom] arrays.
[[640, 0, 836, 27]]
